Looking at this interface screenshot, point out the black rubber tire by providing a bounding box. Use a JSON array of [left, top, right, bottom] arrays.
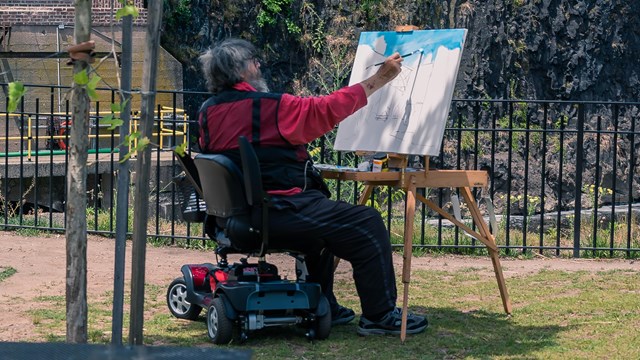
[[207, 297, 234, 344], [166, 277, 202, 320], [313, 294, 332, 340]]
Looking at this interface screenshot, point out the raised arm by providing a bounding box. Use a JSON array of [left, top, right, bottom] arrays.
[[359, 52, 404, 97], [277, 53, 404, 144]]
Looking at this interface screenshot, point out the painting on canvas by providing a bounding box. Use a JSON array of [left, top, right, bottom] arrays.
[[333, 29, 467, 156]]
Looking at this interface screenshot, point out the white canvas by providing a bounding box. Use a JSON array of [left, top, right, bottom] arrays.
[[333, 29, 467, 155]]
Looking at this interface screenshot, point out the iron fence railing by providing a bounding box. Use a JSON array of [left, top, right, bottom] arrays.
[[1, 84, 639, 258]]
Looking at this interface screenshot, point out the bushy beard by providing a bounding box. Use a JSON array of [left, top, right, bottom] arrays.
[[246, 68, 270, 92], [248, 77, 270, 92]]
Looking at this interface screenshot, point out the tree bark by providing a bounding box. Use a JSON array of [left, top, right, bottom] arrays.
[[128, 0, 163, 345], [66, 0, 91, 344]]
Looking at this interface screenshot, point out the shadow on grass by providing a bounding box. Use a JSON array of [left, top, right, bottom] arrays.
[[148, 306, 565, 359], [421, 306, 564, 358]]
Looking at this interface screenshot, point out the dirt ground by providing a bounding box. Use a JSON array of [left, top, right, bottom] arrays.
[[0, 231, 637, 342]]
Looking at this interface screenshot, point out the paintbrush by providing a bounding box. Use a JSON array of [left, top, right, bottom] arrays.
[[366, 48, 424, 69]]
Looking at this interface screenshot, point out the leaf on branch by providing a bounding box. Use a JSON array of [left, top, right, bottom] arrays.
[[174, 142, 187, 157], [119, 135, 150, 163], [100, 113, 124, 131], [135, 136, 151, 151], [120, 150, 134, 163], [7, 81, 27, 113], [73, 69, 90, 85], [86, 74, 102, 100], [125, 131, 141, 144], [116, 5, 140, 20]]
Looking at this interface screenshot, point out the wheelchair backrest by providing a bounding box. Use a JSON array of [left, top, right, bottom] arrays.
[[194, 137, 270, 256], [193, 154, 248, 218]]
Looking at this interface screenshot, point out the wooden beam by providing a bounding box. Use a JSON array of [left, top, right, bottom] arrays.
[[415, 192, 498, 252]]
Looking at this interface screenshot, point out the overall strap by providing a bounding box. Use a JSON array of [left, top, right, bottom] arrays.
[[199, 90, 283, 150]]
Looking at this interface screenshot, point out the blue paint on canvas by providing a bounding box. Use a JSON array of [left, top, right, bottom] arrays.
[[359, 29, 465, 66]]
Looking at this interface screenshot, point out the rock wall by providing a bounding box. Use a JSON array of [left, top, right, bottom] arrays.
[[160, 0, 640, 211], [162, 0, 640, 102]]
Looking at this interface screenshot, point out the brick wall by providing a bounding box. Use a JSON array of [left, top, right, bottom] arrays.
[[0, 0, 147, 26]]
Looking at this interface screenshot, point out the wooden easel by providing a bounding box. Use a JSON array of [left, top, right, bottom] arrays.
[[323, 157, 512, 342], [324, 25, 511, 343]]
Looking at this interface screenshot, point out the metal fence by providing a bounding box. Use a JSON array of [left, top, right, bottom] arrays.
[[1, 84, 639, 258]]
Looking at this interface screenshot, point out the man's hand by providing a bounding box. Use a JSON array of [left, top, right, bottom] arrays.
[[360, 53, 404, 97], [376, 52, 403, 82]]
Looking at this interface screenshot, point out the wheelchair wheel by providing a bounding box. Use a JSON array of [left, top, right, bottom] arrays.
[[312, 294, 331, 340], [207, 297, 234, 344], [166, 277, 202, 320]]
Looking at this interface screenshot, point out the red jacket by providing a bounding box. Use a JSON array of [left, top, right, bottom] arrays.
[[198, 82, 367, 195]]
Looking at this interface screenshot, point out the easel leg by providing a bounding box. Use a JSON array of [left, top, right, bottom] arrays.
[[459, 187, 512, 314], [489, 249, 512, 314], [401, 178, 416, 343], [358, 184, 374, 205]]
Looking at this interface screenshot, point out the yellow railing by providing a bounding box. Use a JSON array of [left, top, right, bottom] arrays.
[[1, 107, 188, 161]]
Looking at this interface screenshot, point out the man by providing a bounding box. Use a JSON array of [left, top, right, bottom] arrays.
[[198, 38, 427, 336]]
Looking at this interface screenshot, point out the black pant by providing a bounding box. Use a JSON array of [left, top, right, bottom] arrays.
[[268, 190, 397, 318]]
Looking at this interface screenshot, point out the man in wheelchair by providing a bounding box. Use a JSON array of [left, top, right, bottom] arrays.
[[196, 38, 427, 336]]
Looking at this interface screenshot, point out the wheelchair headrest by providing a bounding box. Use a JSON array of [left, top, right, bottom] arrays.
[[194, 153, 248, 218]]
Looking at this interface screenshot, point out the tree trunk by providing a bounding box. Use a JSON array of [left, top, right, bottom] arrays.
[[128, 0, 163, 345], [66, 0, 91, 344]]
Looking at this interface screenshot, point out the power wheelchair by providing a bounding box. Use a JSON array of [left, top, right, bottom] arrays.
[[166, 136, 331, 344]]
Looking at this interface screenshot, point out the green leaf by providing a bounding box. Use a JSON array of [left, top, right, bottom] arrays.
[[125, 131, 141, 144], [74, 69, 89, 85], [120, 136, 150, 163], [120, 150, 134, 163], [174, 142, 187, 157], [86, 74, 101, 100], [7, 81, 27, 113], [100, 114, 124, 131], [116, 5, 139, 20], [110, 102, 122, 113], [135, 137, 151, 151]]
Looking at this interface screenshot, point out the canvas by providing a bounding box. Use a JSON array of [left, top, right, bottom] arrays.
[[333, 29, 467, 156]]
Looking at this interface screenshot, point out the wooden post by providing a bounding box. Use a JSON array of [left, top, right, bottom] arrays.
[[66, 0, 91, 344], [129, 0, 163, 345]]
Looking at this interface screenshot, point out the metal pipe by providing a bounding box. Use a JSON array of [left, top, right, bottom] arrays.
[[0, 148, 115, 157], [112, 11, 132, 343], [56, 24, 64, 113], [262, 316, 301, 326]]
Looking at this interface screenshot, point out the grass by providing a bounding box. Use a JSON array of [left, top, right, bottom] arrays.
[[0, 266, 17, 282], [20, 265, 640, 359]]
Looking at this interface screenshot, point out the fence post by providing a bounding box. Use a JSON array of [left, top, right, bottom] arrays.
[[573, 104, 585, 258], [112, 13, 133, 346]]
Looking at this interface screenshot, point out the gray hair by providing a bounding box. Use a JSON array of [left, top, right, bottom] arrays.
[[199, 38, 257, 94]]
